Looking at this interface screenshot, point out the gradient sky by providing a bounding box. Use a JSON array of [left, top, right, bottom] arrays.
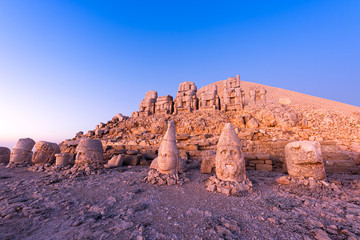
[[1, 0, 359, 149]]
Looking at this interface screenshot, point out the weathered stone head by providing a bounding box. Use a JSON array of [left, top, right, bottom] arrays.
[[215, 123, 246, 182], [285, 141, 325, 180], [75, 139, 103, 165], [32, 141, 60, 165], [157, 121, 179, 174], [0, 147, 11, 164], [8, 138, 35, 166]]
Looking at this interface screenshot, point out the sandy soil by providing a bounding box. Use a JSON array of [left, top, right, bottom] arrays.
[[1, 164, 359, 240]]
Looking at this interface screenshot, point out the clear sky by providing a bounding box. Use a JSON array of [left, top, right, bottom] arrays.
[[0, 0, 359, 149]]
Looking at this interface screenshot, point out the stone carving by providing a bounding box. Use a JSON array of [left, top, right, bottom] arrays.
[[206, 123, 252, 195], [198, 85, 220, 111], [285, 141, 326, 180], [55, 153, 72, 166], [139, 90, 158, 116], [75, 139, 103, 166], [222, 75, 245, 111], [174, 81, 198, 113], [155, 95, 173, 115], [249, 87, 267, 105], [104, 154, 124, 168], [0, 147, 11, 164], [32, 141, 60, 165], [8, 138, 35, 167], [150, 121, 186, 174]]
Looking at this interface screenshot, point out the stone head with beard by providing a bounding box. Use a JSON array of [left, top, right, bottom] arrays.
[[215, 123, 246, 182]]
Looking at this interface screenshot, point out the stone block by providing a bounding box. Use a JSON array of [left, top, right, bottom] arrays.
[[124, 155, 139, 166], [256, 164, 273, 171]]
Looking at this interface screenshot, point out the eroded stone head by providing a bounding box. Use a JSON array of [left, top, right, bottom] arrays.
[[8, 138, 35, 166], [285, 141, 325, 180], [215, 123, 246, 182], [75, 139, 103, 165], [32, 141, 60, 165]]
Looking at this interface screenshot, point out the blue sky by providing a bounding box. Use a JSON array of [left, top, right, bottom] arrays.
[[0, 0, 359, 149]]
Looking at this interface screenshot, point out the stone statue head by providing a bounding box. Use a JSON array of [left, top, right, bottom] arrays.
[[75, 139, 103, 165], [157, 120, 179, 174], [32, 141, 60, 165], [215, 123, 246, 182]]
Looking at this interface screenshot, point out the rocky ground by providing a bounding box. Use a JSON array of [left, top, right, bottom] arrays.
[[1, 164, 359, 240]]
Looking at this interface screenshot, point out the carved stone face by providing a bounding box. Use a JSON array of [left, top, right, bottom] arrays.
[[216, 145, 245, 182], [158, 151, 177, 173]]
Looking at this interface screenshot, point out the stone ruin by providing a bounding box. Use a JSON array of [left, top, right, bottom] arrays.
[[55, 153, 72, 167], [32, 141, 60, 166], [222, 75, 245, 111], [139, 90, 158, 117], [132, 74, 268, 116], [104, 154, 124, 168], [174, 81, 198, 114], [75, 139, 104, 166], [249, 87, 267, 105], [8, 138, 36, 167], [146, 120, 188, 185], [284, 141, 326, 180], [155, 95, 173, 115], [0, 147, 10, 164], [197, 84, 220, 111], [206, 123, 252, 195]]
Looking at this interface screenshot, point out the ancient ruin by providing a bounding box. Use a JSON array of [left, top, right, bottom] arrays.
[[249, 87, 267, 105], [8, 138, 35, 167], [32, 141, 60, 166], [155, 95, 173, 115], [139, 90, 158, 117], [285, 141, 326, 180], [55, 153, 72, 166], [104, 154, 124, 168], [222, 75, 245, 111], [206, 123, 252, 195], [0, 147, 10, 164], [197, 84, 220, 111], [174, 81, 198, 113], [75, 139, 104, 166]]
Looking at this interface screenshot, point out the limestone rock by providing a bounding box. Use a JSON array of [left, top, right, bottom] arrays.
[[8, 138, 35, 167], [104, 154, 124, 168], [174, 81, 197, 113], [75, 139, 103, 166], [0, 147, 10, 164], [197, 84, 220, 111], [285, 141, 326, 180], [55, 153, 72, 166], [155, 95, 173, 115], [222, 75, 245, 111], [32, 141, 60, 166], [139, 91, 158, 116]]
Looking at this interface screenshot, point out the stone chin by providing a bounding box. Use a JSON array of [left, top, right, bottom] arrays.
[[157, 152, 178, 174]]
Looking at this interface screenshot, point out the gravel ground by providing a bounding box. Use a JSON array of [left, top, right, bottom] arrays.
[[0, 165, 359, 240]]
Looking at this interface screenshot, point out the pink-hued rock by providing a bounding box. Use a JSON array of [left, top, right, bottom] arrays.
[[32, 141, 60, 165], [55, 153, 72, 166], [8, 138, 35, 167], [0, 147, 10, 164], [139, 90, 158, 116], [155, 95, 173, 115], [174, 81, 197, 113], [222, 75, 245, 111], [197, 84, 220, 111], [75, 139, 103, 166], [285, 141, 326, 180]]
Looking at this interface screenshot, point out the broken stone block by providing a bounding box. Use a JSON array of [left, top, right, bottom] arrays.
[[255, 164, 273, 171], [0, 147, 10, 164], [104, 154, 124, 168], [8, 138, 35, 167], [285, 141, 326, 180], [139, 90, 158, 116], [198, 84, 220, 111], [75, 139, 103, 166], [32, 141, 60, 166], [222, 75, 245, 111], [55, 153, 72, 166], [155, 95, 173, 115]]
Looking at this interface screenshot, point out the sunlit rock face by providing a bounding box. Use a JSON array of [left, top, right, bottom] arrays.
[[150, 121, 186, 174], [215, 123, 246, 182], [198, 85, 220, 111], [32, 141, 60, 165], [285, 141, 326, 180], [222, 75, 245, 111], [249, 87, 267, 105], [55, 153, 72, 166], [75, 139, 103, 166], [174, 81, 198, 113], [0, 147, 11, 164], [139, 90, 158, 117], [155, 95, 174, 115], [8, 138, 35, 167]]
